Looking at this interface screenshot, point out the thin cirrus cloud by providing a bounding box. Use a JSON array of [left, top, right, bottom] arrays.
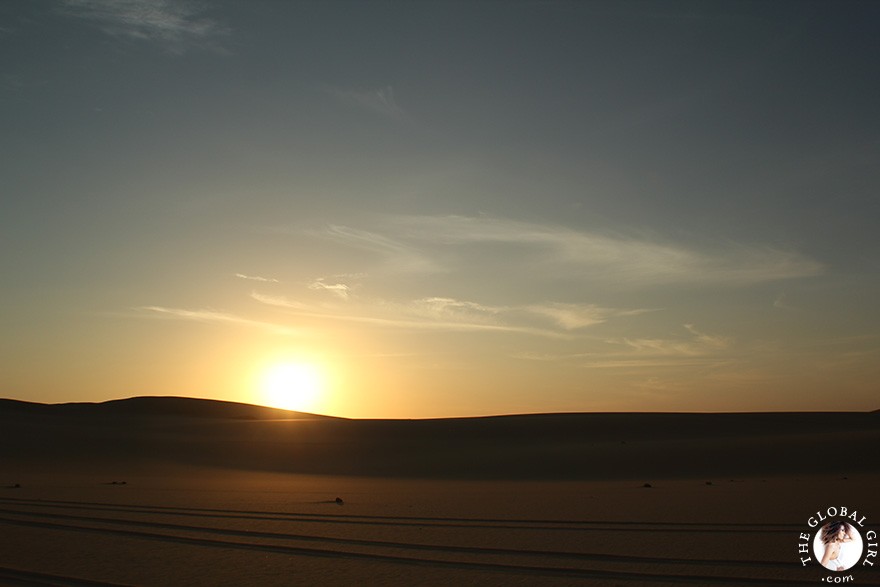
[[525, 303, 654, 330], [234, 273, 279, 283], [138, 305, 296, 335], [385, 215, 824, 286], [419, 298, 651, 332], [325, 85, 412, 124], [773, 292, 795, 310], [409, 297, 503, 322], [605, 324, 731, 358], [308, 279, 351, 300], [516, 323, 733, 368], [251, 292, 568, 338], [60, 0, 228, 53], [318, 224, 440, 273], [251, 290, 645, 339]]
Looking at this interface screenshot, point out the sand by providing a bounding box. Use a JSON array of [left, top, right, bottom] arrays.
[[1, 397, 878, 585]]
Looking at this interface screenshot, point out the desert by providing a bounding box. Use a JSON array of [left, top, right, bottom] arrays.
[[1, 397, 878, 586]]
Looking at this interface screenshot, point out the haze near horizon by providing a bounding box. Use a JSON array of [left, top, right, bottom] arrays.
[[1, 1, 878, 418]]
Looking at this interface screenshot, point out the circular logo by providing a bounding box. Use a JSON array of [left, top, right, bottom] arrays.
[[813, 520, 864, 572]]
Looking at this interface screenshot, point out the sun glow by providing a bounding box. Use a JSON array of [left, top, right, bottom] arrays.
[[261, 362, 324, 413]]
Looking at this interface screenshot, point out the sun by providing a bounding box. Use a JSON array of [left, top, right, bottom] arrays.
[[261, 362, 323, 413]]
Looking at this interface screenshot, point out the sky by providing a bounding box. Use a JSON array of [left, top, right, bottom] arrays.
[[1, 0, 878, 418]]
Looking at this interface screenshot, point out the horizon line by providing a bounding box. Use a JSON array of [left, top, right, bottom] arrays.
[[1, 395, 877, 421]]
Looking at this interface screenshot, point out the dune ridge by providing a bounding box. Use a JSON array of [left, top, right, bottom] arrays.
[[2, 396, 877, 480], [0, 396, 330, 420]]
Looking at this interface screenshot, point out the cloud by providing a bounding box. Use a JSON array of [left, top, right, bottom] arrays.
[[682, 323, 730, 350], [408, 297, 503, 322], [251, 292, 567, 338], [607, 324, 731, 358], [388, 215, 823, 286], [515, 323, 733, 370], [525, 303, 653, 330], [61, 0, 228, 53], [327, 85, 412, 124], [250, 283, 651, 340], [235, 273, 279, 283], [138, 305, 296, 335], [308, 279, 351, 300], [319, 224, 440, 273], [579, 358, 717, 369], [773, 292, 795, 310], [401, 297, 653, 336]]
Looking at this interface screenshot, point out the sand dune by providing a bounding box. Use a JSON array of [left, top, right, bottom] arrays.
[[1, 397, 877, 480], [0, 396, 328, 421]]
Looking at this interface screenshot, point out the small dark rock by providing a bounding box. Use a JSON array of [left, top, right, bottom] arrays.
[[642, 483, 653, 488], [335, 497, 344, 505]]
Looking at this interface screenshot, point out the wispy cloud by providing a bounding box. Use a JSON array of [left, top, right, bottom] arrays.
[[308, 279, 351, 300], [138, 305, 297, 335], [682, 323, 730, 350], [305, 215, 821, 287], [408, 297, 503, 323], [516, 323, 733, 369], [388, 215, 823, 286], [251, 292, 569, 338], [580, 358, 718, 369], [235, 273, 279, 283], [319, 224, 440, 273], [773, 292, 795, 310], [404, 298, 652, 335], [250, 289, 648, 340], [61, 0, 228, 53], [326, 85, 412, 124], [607, 326, 730, 358], [525, 303, 653, 330]]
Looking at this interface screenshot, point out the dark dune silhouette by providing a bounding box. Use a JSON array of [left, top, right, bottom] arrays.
[[0, 396, 329, 421], [1, 397, 878, 480]]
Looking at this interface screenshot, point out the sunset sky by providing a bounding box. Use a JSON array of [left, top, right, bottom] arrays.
[[1, 1, 878, 418]]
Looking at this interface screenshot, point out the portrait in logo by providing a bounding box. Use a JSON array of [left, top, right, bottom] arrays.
[[813, 520, 864, 572]]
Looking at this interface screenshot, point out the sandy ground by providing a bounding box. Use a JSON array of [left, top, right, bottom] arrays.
[[1, 469, 878, 586]]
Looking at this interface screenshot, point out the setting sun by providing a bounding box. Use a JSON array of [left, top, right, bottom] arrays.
[[261, 362, 323, 413]]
